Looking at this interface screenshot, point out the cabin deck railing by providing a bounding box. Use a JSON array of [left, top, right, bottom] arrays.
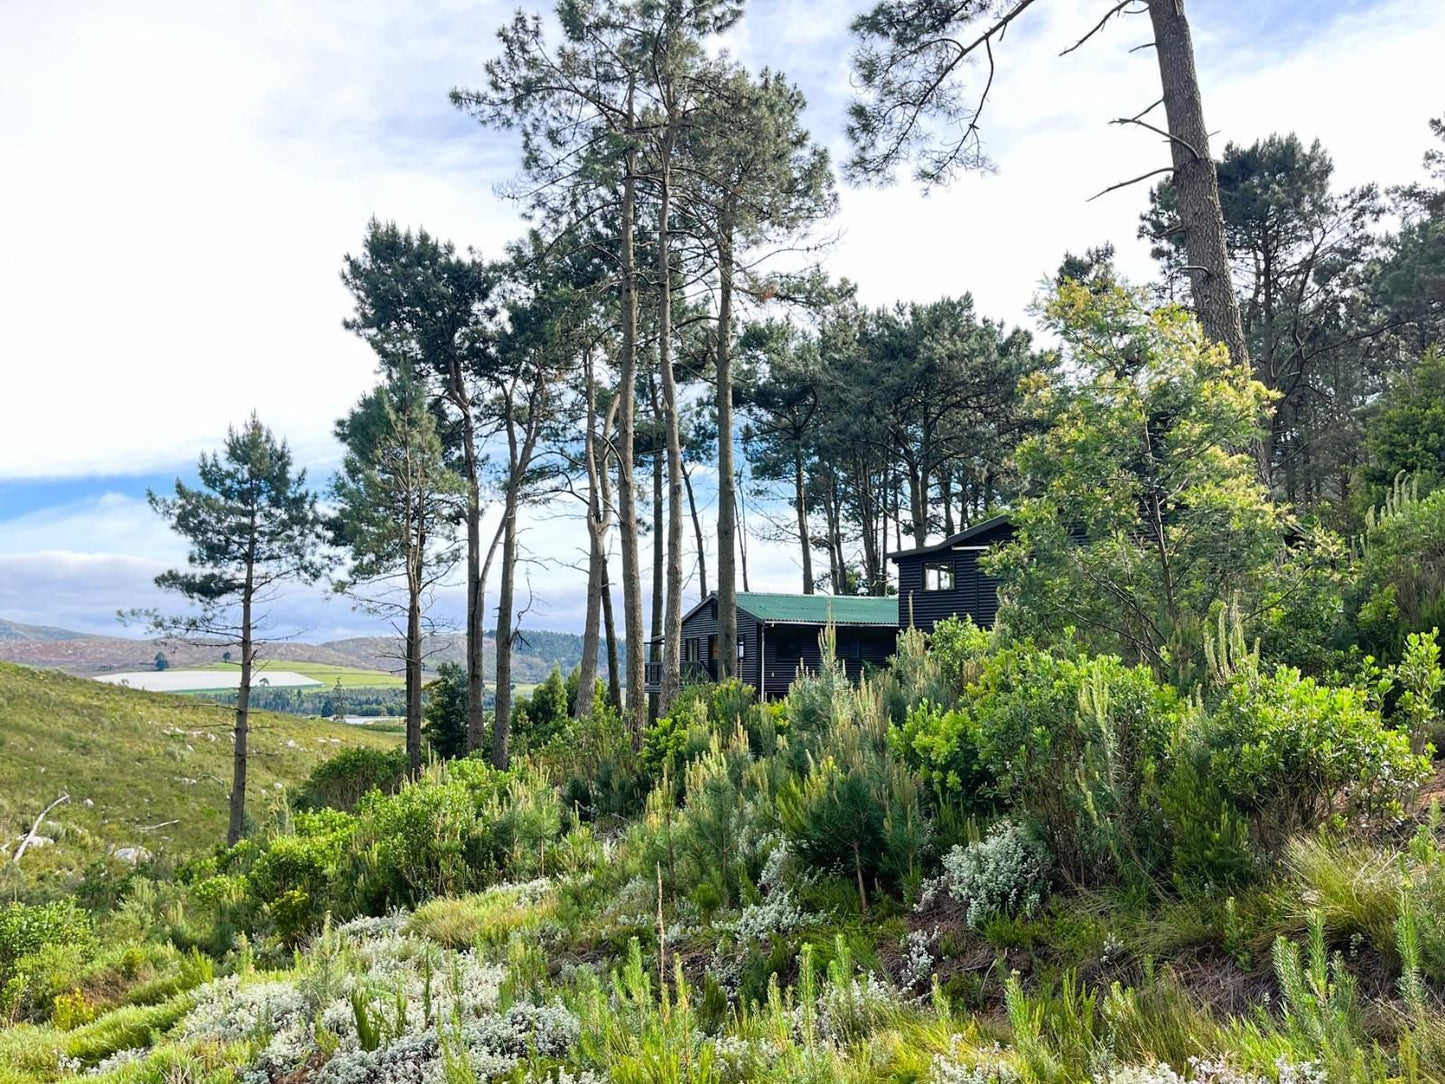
[[643, 659, 716, 690]]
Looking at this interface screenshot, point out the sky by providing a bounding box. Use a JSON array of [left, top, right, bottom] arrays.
[[0, 0, 1440, 640]]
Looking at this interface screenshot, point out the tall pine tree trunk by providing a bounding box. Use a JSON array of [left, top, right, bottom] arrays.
[[616, 127, 648, 742], [650, 438, 664, 720], [576, 368, 602, 722], [601, 555, 622, 712], [1147, 0, 1253, 467], [492, 488, 519, 769], [715, 220, 739, 679], [228, 556, 254, 846], [793, 447, 813, 594], [658, 153, 685, 713], [683, 463, 708, 599], [405, 561, 424, 779], [449, 374, 487, 756]]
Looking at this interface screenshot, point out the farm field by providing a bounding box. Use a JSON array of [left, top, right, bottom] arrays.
[[93, 669, 324, 693], [189, 660, 405, 687]]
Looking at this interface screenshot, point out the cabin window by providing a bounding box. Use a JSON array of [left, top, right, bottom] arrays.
[[775, 631, 804, 660], [708, 635, 718, 661], [924, 560, 955, 592], [847, 636, 862, 660], [683, 638, 697, 662]]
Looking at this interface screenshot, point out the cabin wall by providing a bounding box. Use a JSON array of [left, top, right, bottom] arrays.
[[653, 601, 765, 692], [894, 523, 1012, 632], [757, 623, 897, 700]]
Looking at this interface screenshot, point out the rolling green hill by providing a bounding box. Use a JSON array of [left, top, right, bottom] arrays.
[[0, 662, 401, 896]]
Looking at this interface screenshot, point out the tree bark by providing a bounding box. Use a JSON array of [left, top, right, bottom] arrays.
[[601, 552, 623, 712], [650, 436, 664, 722], [616, 122, 648, 742], [405, 568, 424, 778], [793, 447, 813, 594], [1147, 0, 1251, 384], [576, 369, 617, 722], [715, 219, 739, 679], [657, 142, 685, 715], [683, 462, 708, 599], [447, 369, 487, 756], [492, 492, 519, 769], [228, 545, 254, 846], [735, 482, 750, 592]]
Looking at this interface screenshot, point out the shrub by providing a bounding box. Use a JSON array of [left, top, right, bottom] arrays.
[[0, 899, 93, 982], [293, 746, 408, 813], [962, 645, 1178, 881], [928, 615, 993, 700], [350, 760, 506, 909], [779, 686, 928, 913], [1353, 483, 1445, 658], [1197, 664, 1429, 848], [920, 821, 1052, 928], [1393, 628, 1444, 755], [0, 899, 95, 1018], [892, 699, 995, 814], [244, 810, 358, 942]]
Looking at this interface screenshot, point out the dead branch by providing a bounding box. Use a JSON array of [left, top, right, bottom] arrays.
[[1111, 115, 1202, 159], [1087, 166, 1174, 202], [14, 793, 70, 865], [1060, 0, 1144, 56]]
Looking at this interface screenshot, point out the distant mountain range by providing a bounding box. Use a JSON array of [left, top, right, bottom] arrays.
[[0, 617, 94, 643], [0, 617, 603, 685]]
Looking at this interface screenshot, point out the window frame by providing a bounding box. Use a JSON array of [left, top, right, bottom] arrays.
[[923, 559, 956, 592]]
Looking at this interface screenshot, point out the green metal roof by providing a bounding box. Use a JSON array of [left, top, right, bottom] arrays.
[[736, 592, 898, 626]]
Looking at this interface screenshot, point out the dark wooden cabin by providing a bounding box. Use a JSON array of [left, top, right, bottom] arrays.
[[888, 514, 1013, 633], [643, 591, 899, 700]]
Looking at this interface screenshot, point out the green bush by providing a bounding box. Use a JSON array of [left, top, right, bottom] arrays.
[[927, 615, 993, 700], [1, 899, 95, 1019], [1196, 664, 1430, 849], [779, 683, 928, 912], [891, 698, 995, 813], [293, 746, 408, 813], [1353, 483, 1445, 658], [958, 644, 1178, 882]]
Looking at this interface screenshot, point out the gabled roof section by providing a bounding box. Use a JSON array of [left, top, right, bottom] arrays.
[[737, 592, 898, 626], [887, 513, 1013, 561]]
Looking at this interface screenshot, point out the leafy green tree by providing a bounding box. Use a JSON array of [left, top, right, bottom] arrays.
[[332, 377, 465, 777], [457, 0, 656, 740], [1364, 347, 1445, 495], [989, 283, 1288, 683], [424, 661, 471, 761], [514, 664, 570, 753], [1376, 112, 1445, 358], [1141, 134, 1383, 501], [137, 414, 330, 845], [680, 64, 836, 679], [152, 652, 169, 672]]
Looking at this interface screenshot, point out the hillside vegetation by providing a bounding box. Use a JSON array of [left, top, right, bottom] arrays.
[[0, 621, 589, 686], [0, 663, 400, 897]]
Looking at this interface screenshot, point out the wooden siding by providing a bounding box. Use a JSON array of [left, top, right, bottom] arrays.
[[644, 599, 763, 693], [894, 520, 1013, 633], [756, 623, 896, 700]]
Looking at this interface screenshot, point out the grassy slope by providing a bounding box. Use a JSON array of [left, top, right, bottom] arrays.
[[0, 663, 400, 889], [186, 660, 404, 687]]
